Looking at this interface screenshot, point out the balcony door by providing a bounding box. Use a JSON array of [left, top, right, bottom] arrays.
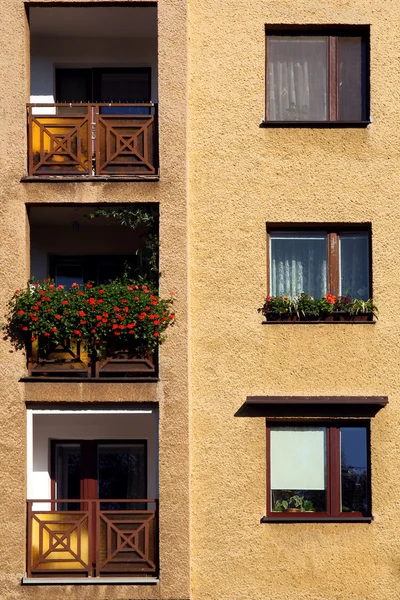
[[52, 440, 147, 509], [55, 67, 151, 113]]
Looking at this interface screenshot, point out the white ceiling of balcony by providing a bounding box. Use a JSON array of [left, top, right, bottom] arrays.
[[29, 6, 157, 39]]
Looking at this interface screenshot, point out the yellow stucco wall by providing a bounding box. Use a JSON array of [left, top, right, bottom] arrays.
[[188, 1, 400, 599]]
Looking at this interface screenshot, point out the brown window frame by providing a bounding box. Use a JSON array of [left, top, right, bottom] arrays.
[[265, 420, 372, 521], [264, 25, 370, 127], [266, 223, 372, 298]]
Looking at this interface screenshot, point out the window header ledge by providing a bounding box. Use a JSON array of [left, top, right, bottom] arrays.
[[243, 396, 388, 418]]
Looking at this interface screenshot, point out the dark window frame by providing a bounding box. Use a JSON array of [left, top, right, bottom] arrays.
[[264, 25, 370, 127], [266, 223, 372, 298], [265, 420, 372, 521]]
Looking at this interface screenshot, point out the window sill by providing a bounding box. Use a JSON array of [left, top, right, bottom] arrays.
[[262, 319, 376, 325], [260, 120, 371, 129], [22, 577, 159, 585], [261, 516, 373, 523]]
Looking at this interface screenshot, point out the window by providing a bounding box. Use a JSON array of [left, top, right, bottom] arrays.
[[268, 226, 371, 299], [266, 422, 370, 520], [50, 255, 139, 288], [265, 27, 369, 124]]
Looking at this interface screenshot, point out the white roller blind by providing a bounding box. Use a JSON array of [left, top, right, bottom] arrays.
[[270, 427, 326, 490]]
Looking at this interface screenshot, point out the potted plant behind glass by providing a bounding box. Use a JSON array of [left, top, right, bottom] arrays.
[[274, 495, 315, 513]]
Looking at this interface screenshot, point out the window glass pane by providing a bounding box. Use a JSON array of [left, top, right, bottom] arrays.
[[55, 443, 81, 511], [270, 233, 328, 297], [339, 37, 367, 120], [339, 232, 369, 299], [340, 427, 368, 513], [98, 443, 146, 510], [270, 427, 326, 512], [55, 264, 84, 289], [267, 36, 328, 121]]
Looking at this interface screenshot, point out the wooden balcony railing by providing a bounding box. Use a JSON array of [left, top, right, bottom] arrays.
[[27, 499, 158, 578], [27, 103, 159, 178], [26, 337, 157, 380]]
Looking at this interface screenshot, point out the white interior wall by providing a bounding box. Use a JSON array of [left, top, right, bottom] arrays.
[[29, 410, 159, 505], [30, 36, 158, 104]]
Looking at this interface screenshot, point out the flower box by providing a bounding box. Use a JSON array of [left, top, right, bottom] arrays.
[[6, 279, 175, 380]]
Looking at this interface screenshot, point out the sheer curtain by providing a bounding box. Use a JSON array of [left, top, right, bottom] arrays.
[[267, 36, 328, 121], [270, 233, 328, 297]]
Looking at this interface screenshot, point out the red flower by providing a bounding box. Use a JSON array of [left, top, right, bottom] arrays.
[[78, 292, 84, 296], [114, 306, 120, 312], [142, 285, 149, 292], [123, 307, 129, 313], [56, 285, 64, 290], [32, 306, 39, 311], [121, 299, 127, 303], [154, 320, 160, 325], [151, 301, 158, 306], [170, 314, 175, 319], [114, 331, 120, 336], [47, 309, 52, 313], [117, 314, 124, 321], [22, 326, 28, 331], [134, 285, 139, 290], [31, 336, 37, 342], [73, 330, 82, 337], [71, 282, 80, 288], [31, 316, 38, 322], [119, 325, 125, 330], [51, 327, 57, 332], [88, 297, 95, 305], [112, 324, 119, 330], [55, 315, 62, 320], [97, 299, 104, 304], [325, 293, 336, 305], [99, 289, 105, 294], [78, 310, 85, 317], [49, 284, 55, 289], [150, 295, 157, 300], [80, 320, 87, 325], [102, 312, 109, 318], [15, 290, 20, 294], [134, 296, 139, 301], [153, 332, 160, 337], [96, 315, 102, 321], [128, 330, 135, 335], [43, 332, 50, 337], [17, 310, 24, 315], [86, 283, 93, 288], [91, 329, 96, 333], [102, 318, 107, 323], [127, 323, 136, 329], [139, 312, 146, 320], [62, 300, 69, 305], [127, 286, 133, 291]]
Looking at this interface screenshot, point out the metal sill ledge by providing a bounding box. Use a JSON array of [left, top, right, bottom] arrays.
[[261, 516, 373, 523], [260, 120, 371, 128], [22, 576, 159, 585], [20, 377, 159, 383], [262, 320, 376, 325]]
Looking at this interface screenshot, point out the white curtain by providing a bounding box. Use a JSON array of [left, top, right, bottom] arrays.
[[268, 37, 327, 121], [270, 233, 328, 298]]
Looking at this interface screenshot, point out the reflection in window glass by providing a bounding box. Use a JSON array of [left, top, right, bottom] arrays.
[[339, 37, 367, 121], [339, 232, 369, 299], [267, 36, 328, 121], [341, 427, 368, 513], [55, 264, 84, 289], [270, 233, 328, 298], [270, 427, 326, 512]]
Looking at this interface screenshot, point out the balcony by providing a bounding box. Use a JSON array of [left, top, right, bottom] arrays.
[[27, 499, 158, 579], [27, 103, 159, 180], [25, 408, 159, 583], [26, 5, 158, 180]]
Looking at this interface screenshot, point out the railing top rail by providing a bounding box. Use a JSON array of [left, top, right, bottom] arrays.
[[27, 498, 158, 503], [27, 102, 156, 108]]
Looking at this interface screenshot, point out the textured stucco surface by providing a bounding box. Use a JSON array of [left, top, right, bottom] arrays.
[[0, 0, 190, 599], [188, 1, 400, 599]]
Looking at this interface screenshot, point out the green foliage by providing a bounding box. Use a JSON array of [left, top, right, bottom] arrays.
[[5, 279, 175, 356], [259, 292, 378, 321], [88, 207, 159, 278], [274, 495, 315, 512]]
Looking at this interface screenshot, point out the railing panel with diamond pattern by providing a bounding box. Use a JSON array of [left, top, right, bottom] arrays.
[[27, 499, 158, 578], [27, 104, 158, 178]]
